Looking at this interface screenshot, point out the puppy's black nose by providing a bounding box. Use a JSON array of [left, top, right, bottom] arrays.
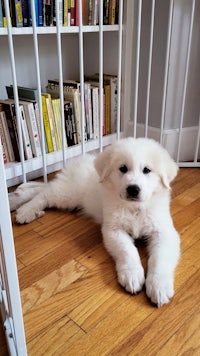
[[126, 185, 140, 199]]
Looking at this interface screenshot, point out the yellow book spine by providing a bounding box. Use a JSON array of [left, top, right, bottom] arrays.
[[104, 84, 111, 135], [41, 95, 54, 153]]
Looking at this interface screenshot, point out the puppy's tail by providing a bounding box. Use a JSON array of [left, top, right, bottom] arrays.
[[9, 181, 45, 211]]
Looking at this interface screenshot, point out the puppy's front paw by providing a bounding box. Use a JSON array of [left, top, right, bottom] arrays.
[[117, 264, 145, 294], [16, 205, 45, 224], [145, 273, 174, 307]]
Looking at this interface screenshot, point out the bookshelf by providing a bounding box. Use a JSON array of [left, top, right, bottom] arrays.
[[0, 0, 127, 187]]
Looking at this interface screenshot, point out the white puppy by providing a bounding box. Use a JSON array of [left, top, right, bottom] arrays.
[[9, 138, 180, 307]]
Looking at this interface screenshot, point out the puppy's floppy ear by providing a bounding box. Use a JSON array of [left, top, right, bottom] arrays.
[[94, 146, 113, 182], [160, 153, 179, 189]]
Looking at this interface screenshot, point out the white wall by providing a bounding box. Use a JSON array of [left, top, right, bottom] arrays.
[[130, 0, 200, 130]]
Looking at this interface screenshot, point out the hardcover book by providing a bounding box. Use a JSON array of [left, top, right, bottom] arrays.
[[20, 100, 42, 157], [0, 100, 21, 161]]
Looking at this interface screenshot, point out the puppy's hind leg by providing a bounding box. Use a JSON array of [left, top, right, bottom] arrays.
[[15, 176, 81, 224], [9, 182, 45, 211]]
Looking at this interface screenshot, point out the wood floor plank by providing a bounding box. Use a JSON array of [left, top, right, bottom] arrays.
[[109, 270, 200, 356], [173, 198, 200, 232], [27, 318, 85, 356], [157, 307, 200, 356], [21, 259, 88, 315]]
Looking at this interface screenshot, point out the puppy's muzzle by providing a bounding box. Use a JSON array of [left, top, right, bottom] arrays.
[[126, 184, 141, 200]]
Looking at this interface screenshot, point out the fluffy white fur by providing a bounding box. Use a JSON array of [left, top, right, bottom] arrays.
[[9, 138, 180, 307]]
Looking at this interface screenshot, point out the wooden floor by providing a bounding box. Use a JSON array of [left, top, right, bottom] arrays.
[[1, 167, 200, 355]]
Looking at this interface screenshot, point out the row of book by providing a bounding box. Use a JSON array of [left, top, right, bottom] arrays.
[[0, 74, 118, 163], [0, 0, 119, 28]]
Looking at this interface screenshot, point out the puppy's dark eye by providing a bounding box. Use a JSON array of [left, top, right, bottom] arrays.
[[119, 165, 128, 174], [143, 167, 151, 174]]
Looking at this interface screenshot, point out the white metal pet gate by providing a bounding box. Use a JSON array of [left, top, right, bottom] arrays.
[[0, 0, 199, 354]]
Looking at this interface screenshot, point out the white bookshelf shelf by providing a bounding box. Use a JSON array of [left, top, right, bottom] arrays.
[[0, 25, 120, 36]]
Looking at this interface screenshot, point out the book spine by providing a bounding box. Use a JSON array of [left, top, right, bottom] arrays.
[[70, 0, 75, 25], [92, 0, 98, 25], [73, 90, 81, 144], [22, 102, 42, 157], [104, 84, 111, 135], [28, 0, 39, 26], [32, 101, 41, 142], [45, 97, 57, 151], [43, 0, 53, 26], [84, 83, 90, 140], [109, 0, 116, 25], [75, 0, 78, 26], [4, 104, 20, 161], [20, 106, 33, 160], [64, 102, 77, 146], [41, 95, 54, 153], [63, 0, 68, 26], [70, 101, 78, 144], [21, 0, 29, 26], [38, 0, 43, 26], [52, 99, 62, 149], [87, 83, 93, 139], [0, 0, 3, 27], [14, 0, 23, 27], [110, 77, 118, 133], [0, 114, 9, 163], [1, 110, 15, 161], [103, 0, 109, 25], [91, 86, 99, 139], [88, 0, 92, 25]]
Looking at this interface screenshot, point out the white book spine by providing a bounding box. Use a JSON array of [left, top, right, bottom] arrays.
[[22, 102, 42, 157], [91, 86, 99, 139], [20, 106, 33, 160]]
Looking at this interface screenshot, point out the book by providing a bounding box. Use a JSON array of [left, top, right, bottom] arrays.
[[51, 98, 67, 149], [85, 73, 117, 134], [70, 0, 75, 25], [41, 95, 54, 153], [51, 98, 62, 149], [6, 85, 39, 105], [0, 0, 3, 27], [84, 82, 93, 139], [103, 0, 109, 25], [103, 74, 118, 133], [28, 0, 39, 26], [104, 83, 111, 135], [109, 0, 116, 25], [21, 0, 29, 26], [53, 0, 63, 25], [46, 81, 82, 144], [63, 87, 82, 144], [64, 101, 78, 146], [0, 100, 20, 161], [91, 85, 99, 139], [6, 84, 42, 146], [0, 108, 10, 163], [19, 105, 33, 159], [10, 0, 23, 27], [20, 100, 42, 157], [63, 0, 69, 26], [42, 93, 58, 151], [0, 109, 15, 162], [92, 0, 99, 25], [43, 0, 53, 26], [38, 0, 43, 26]]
